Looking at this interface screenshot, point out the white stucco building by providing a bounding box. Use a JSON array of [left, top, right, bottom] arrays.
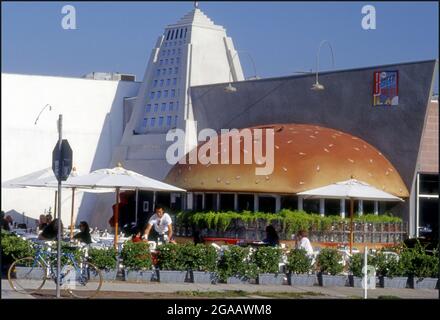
[[1, 73, 140, 225], [2, 6, 244, 228]]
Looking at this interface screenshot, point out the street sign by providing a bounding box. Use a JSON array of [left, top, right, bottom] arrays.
[[52, 139, 73, 181]]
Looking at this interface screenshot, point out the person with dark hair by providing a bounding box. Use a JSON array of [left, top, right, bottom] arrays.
[[39, 218, 63, 241], [73, 221, 92, 244], [1, 211, 10, 231], [46, 214, 53, 224], [143, 205, 173, 243], [38, 214, 48, 231], [192, 224, 204, 245], [263, 225, 280, 247]]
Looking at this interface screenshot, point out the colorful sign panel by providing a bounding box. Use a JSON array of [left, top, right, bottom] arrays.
[[373, 71, 399, 106]]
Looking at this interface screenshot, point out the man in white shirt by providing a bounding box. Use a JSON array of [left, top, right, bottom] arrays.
[[144, 205, 173, 243], [296, 230, 314, 256]]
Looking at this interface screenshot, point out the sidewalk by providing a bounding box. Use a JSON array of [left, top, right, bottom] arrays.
[[2, 279, 438, 299]]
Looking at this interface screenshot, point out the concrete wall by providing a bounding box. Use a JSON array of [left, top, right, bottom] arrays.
[[1, 73, 140, 226], [189, 60, 437, 234]]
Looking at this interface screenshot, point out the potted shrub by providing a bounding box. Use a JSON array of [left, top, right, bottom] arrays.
[[121, 241, 154, 282], [181, 244, 218, 284], [401, 244, 439, 289], [316, 248, 346, 286], [88, 247, 118, 281], [286, 248, 315, 286], [374, 251, 407, 288], [2, 232, 40, 279], [156, 243, 187, 283], [253, 246, 284, 285], [218, 245, 258, 284], [348, 253, 375, 287]]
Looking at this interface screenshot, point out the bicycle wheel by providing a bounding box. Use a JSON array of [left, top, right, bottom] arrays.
[[7, 257, 47, 295], [65, 262, 103, 299]]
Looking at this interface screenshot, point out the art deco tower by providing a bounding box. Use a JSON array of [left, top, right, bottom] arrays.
[[112, 6, 244, 180]]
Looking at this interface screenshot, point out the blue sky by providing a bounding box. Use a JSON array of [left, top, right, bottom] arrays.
[[2, 1, 438, 91]]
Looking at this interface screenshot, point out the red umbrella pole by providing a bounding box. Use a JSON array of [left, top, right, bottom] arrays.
[[350, 198, 354, 254], [114, 187, 120, 248]]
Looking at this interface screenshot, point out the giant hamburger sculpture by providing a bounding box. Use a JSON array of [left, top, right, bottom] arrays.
[[165, 124, 409, 198]]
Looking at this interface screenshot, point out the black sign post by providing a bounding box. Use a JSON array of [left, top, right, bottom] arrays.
[[52, 115, 72, 299]]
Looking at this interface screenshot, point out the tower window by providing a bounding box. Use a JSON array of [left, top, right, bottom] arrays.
[[158, 116, 164, 127], [159, 60, 163, 66], [169, 102, 174, 111], [142, 118, 148, 128], [153, 80, 158, 87], [176, 57, 180, 64], [146, 104, 152, 113], [162, 69, 166, 75], [164, 90, 169, 98], [174, 67, 178, 74], [173, 78, 177, 85], [156, 69, 161, 76], [150, 92, 155, 99], [160, 79, 164, 87], [166, 79, 171, 86], [172, 49, 176, 55], [180, 28, 183, 38], [178, 48, 181, 55], [154, 104, 159, 112], [168, 68, 172, 75], [170, 58, 174, 65], [165, 59, 168, 65], [171, 89, 176, 98], [166, 30, 171, 40], [161, 103, 166, 111], [150, 117, 156, 127], [171, 29, 175, 40], [167, 116, 172, 126]]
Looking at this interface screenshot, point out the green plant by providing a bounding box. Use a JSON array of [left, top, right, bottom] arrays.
[[316, 248, 344, 275], [400, 242, 439, 278], [1, 231, 35, 260], [156, 243, 186, 271], [374, 251, 404, 277], [48, 242, 83, 266], [349, 253, 376, 277], [121, 241, 152, 271], [218, 246, 258, 281], [287, 248, 313, 274], [179, 243, 218, 272], [88, 247, 118, 271], [252, 246, 282, 274]]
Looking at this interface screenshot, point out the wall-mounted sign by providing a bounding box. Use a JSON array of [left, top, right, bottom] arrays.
[[373, 71, 399, 106]]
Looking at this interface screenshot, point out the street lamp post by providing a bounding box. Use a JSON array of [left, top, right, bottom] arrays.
[[311, 40, 335, 91], [56, 114, 63, 299], [224, 50, 258, 93]]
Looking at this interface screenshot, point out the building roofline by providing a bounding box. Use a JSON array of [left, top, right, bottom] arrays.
[[190, 59, 438, 89], [1, 72, 143, 84]]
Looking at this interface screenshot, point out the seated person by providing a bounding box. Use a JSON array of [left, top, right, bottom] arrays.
[[0, 211, 10, 231], [263, 225, 280, 247], [38, 215, 48, 231], [73, 221, 92, 244], [143, 205, 173, 243], [39, 219, 63, 241]]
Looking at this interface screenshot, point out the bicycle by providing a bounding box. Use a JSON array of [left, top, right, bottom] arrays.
[[7, 241, 103, 298]]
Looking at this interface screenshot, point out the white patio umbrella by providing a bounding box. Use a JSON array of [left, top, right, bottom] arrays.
[[2, 167, 112, 239], [64, 163, 186, 247], [297, 179, 404, 253]]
